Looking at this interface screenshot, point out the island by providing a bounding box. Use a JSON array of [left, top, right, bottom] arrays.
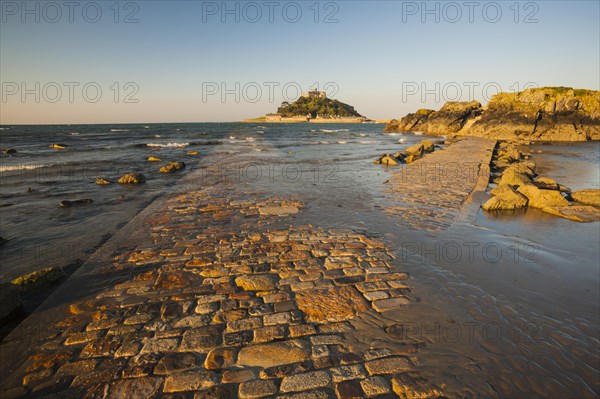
[[243, 90, 372, 123]]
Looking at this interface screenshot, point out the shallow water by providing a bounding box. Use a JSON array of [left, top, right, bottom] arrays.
[[1, 123, 598, 396]]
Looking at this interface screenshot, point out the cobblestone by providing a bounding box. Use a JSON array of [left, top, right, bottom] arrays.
[[0, 182, 447, 397]]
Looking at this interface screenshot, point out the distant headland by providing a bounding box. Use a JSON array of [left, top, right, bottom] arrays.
[[243, 90, 375, 124]]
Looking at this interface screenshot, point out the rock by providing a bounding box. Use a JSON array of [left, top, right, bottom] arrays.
[[153, 353, 197, 375], [163, 370, 216, 393], [364, 357, 411, 375], [95, 178, 112, 185], [5, 148, 17, 154], [483, 184, 529, 211], [49, 143, 68, 149], [160, 162, 186, 173], [147, 156, 162, 162], [295, 286, 368, 323], [239, 380, 278, 398], [11, 267, 65, 293], [497, 147, 521, 163], [118, 173, 145, 184], [571, 189, 600, 207], [403, 143, 424, 157], [0, 283, 23, 324], [0, 236, 7, 246], [499, 168, 532, 187], [558, 184, 572, 193], [385, 88, 600, 141], [60, 199, 94, 208], [386, 101, 482, 135], [280, 370, 331, 392], [542, 205, 600, 222], [380, 154, 398, 166], [258, 205, 299, 215], [235, 274, 278, 291], [108, 377, 163, 398], [384, 109, 434, 133], [421, 139, 434, 153], [517, 185, 569, 209], [187, 151, 200, 155], [204, 348, 237, 370], [534, 177, 560, 190], [404, 155, 417, 164], [237, 340, 310, 368], [372, 297, 410, 312]]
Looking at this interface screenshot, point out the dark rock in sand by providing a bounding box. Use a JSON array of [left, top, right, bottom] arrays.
[[11, 267, 66, 294], [570, 189, 600, 207], [0, 236, 6, 246], [118, 173, 146, 184], [0, 283, 23, 324], [5, 148, 17, 154], [160, 162, 186, 173], [60, 199, 94, 208]]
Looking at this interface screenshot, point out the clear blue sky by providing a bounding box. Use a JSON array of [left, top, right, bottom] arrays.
[[1, 0, 599, 123]]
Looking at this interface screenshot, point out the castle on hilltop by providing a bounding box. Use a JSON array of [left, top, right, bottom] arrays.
[[301, 90, 326, 99]]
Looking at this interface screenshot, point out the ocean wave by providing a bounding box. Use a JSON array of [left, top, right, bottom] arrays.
[[386, 132, 400, 136], [256, 131, 265, 134], [358, 140, 381, 144], [398, 138, 406, 143], [146, 142, 189, 148], [143, 126, 150, 129], [413, 131, 424, 136], [70, 132, 80, 136], [337, 141, 348, 144], [111, 129, 129, 132], [0, 163, 47, 172], [154, 134, 161, 138], [321, 129, 349, 133], [229, 136, 236, 140]]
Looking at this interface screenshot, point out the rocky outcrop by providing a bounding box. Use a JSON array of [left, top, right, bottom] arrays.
[[482, 184, 528, 211], [11, 267, 65, 293], [386, 88, 600, 141], [160, 162, 186, 173], [482, 143, 600, 221], [148, 156, 162, 162], [118, 173, 146, 184], [571, 189, 600, 207], [374, 139, 437, 166]]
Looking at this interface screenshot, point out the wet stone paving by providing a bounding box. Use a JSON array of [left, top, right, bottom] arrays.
[[1, 185, 445, 398], [386, 137, 495, 232]]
